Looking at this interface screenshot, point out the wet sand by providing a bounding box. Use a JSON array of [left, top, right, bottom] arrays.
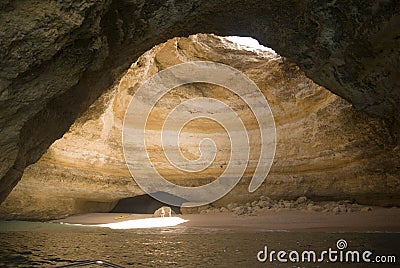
[[53, 207, 400, 232]]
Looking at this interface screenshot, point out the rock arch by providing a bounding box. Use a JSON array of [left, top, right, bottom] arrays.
[[0, 0, 399, 205]]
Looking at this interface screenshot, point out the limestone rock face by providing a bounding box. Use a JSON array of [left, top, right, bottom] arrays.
[[153, 206, 173, 218], [0, 0, 399, 205], [1, 34, 398, 220]]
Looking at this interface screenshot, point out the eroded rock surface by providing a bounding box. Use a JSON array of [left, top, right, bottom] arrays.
[[0, 0, 399, 205], [1, 34, 398, 220], [195, 196, 378, 216]]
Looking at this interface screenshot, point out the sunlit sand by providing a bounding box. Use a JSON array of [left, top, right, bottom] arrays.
[[63, 216, 188, 229], [55, 208, 400, 232]]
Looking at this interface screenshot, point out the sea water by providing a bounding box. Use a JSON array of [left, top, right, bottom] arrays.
[[0, 221, 399, 267]]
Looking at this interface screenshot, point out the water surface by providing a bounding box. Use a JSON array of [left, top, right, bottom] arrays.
[[0, 221, 398, 267]]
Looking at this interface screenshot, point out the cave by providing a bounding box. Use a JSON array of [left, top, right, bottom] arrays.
[[111, 194, 181, 214], [1, 1, 400, 267], [0, 32, 398, 220], [1, 1, 399, 211]]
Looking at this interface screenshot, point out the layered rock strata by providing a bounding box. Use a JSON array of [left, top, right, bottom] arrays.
[[1, 34, 398, 219], [0, 0, 399, 205]]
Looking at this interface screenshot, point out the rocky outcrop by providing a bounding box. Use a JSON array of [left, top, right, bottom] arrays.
[[1, 34, 398, 220], [195, 196, 377, 216], [0, 0, 399, 205], [153, 206, 173, 217]]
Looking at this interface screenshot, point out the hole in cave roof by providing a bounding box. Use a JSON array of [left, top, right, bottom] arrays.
[[224, 36, 276, 54]]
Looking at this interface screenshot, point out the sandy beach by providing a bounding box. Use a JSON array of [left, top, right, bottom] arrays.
[[52, 207, 400, 232]]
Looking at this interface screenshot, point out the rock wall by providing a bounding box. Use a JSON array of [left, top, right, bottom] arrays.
[[1, 34, 398, 220], [0, 0, 399, 205]]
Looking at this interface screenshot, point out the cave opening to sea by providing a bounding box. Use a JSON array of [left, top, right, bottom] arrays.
[[1, 31, 399, 267]]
